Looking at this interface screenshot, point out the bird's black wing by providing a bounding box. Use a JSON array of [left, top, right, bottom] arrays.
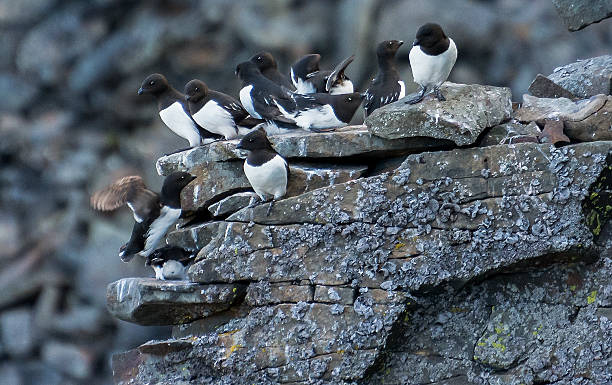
[[325, 55, 354, 92], [251, 88, 297, 124], [91, 176, 162, 223], [209, 90, 250, 123]]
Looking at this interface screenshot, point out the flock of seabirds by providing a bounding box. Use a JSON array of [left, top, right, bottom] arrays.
[[91, 23, 458, 280]]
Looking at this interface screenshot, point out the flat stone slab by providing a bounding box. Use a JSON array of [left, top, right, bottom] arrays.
[[366, 82, 512, 146], [515, 94, 612, 142], [181, 161, 368, 212], [547, 55, 612, 99], [552, 0, 612, 31], [106, 278, 246, 326], [157, 127, 450, 176], [528, 74, 577, 99], [208, 192, 257, 217]]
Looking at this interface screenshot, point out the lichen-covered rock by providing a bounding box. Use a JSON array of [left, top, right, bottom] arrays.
[[106, 278, 246, 326], [156, 127, 450, 176], [366, 82, 512, 145], [547, 55, 612, 98], [515, 94, 612, 141], [552, 0, 612, 31], [479, 121, 541, 146], [208, 192, 257, 218]]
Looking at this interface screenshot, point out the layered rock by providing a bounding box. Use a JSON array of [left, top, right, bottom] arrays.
[[552, 0, 612, 31]]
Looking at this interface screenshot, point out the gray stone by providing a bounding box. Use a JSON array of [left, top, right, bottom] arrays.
[[479, 121, 541, 146], [0, 74, 37, 111], [366, 83, 512, 145], [547, 55, 612, 98], [167, 221, 223, 251], [0, 308, 35, 357], [528, 73, 577, 99], [245, 282, 312, 306], [552, 0, 612, 31], [208, 192, 257, 217], [41, 341, 94, 379], [314, 286, 354, 305], [106, 278, 246, 325], [156, 127, 450, 176], [515, 94, 612, 141]]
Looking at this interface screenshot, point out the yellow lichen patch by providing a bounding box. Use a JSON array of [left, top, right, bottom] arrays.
[[569, 285, 577, 292], [225, 344, 243, 358], [218, 329, 240, 337], [450, 307, 468, 313], [336, 349, 345, 354], [491, 341, 506, 352], [394, 242, 406, 250], [477, 342, 486, 347], [587, 290, 597, 304]]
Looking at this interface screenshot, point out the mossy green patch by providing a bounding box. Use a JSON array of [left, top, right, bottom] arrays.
[[587, 290, 597, 304]]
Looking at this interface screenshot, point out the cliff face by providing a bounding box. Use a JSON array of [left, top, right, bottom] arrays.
[[106, 71, 612, 385]]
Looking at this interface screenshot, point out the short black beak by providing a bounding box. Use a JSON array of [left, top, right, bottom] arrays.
[[185, 95, 191, 102], [137, 87, 144, 95], [236, 142, 244, 150], [412, 39, 419, 47], [398, 40, 404, 46]]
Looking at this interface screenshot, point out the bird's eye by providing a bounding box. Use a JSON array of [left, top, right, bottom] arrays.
[[249, 138, 254, 142], [347, 97, 352, 101], [149, 80, 155, 85], [257, 56, 262, 61], [194, 87, 199, 92], [389, 42, 393, 45]]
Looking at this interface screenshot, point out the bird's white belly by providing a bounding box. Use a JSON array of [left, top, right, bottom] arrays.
[[294, 104, 344, 130], [192, 101, 238, 140], [294, 78, 317, 94], [159, 102, 201, 147], [329, 80, 354, 95], [398, 80, 406, 98], [243, 155, 287, 200], [142, 206, 181, 257], [239, 85, 260, 119], [409, 38, 457, 88]]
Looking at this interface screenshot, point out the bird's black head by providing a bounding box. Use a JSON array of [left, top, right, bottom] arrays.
[[413, 23, 448, 49], [236, 129, 274, 152], [331, 92, 364, 123], [138, 73, 170, 96], [235, 61, 261, 81], [292, 54, 321, 79], [376, 40, 404, 59], [160, 171, 196, 208], [184, 79, 209, 103], [250, 51, 278, 72]]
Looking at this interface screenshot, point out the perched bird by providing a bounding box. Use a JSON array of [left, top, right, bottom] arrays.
[[236, 129, 288, 216], [290, 54, 354, 95], [406, 23, 457, 104], [363, 40, 405, 117], [274, 92, 363, 131], [90, 172, 195, 264], [145, 245, 194, 280], [250, 51, 296, 91], [235, 61, 297, 125], [138, 73, 222, 148], [184, 79, 261, 140]]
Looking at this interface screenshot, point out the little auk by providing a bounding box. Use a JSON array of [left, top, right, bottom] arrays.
[[235, 61, 297, 125], [90, 172, 195, 264], [406, 23, 457, 104], [145, 245, 194, 280], [250, 51, 296, 91], [184, 79, 261, 140], [273, 92, 363, 131], [363, 40, 405, 117], [236, 129, 288, 217], [138, 73, 222, 148], [291, 54, 355, 95]]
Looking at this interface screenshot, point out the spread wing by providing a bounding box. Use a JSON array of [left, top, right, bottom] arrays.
[[90, 176, 160, 222]]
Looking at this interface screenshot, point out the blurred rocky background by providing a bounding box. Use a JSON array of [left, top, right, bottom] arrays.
[[0, 0, 610, 383]]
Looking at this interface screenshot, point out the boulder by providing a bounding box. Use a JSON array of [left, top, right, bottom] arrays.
[[515, 94, 612, 141], [106, 278, 246, 326], [528, 74, 577, 99], [479, 121, 541, 146], [366, 83, 512, 145], [552, 0, 612, 31], [547, 55, 612, 98]]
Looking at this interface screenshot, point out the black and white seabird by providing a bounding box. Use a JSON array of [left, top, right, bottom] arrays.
[[290, 54, 355, 95], [90, 172, 195, 266], [235, 61, 297, 125], [145, 245, 194, 280], [273, 92, 363, 131], [406, 23, 457, 104], [184, 79, 261, 140], [138, 73, 222, 147], [235, 129, 288, 217], [250, 51, 296, 91], [363, 40, 405, 117]]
